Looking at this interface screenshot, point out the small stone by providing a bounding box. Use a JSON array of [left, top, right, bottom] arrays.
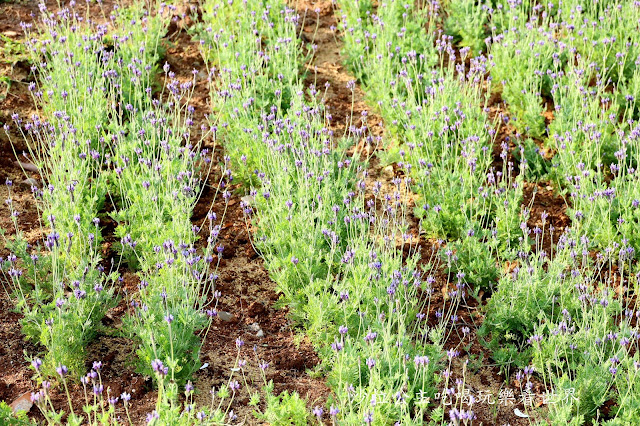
[[218, 311, 234, 322], [19, 178, 39, 189], [381, 165, 394, 179], [248, 322, 261, 332], [10, 392, 32, 414], [256, 329, 264, 338], [15, 161, 39, 173], [241, 195, 255, 205]]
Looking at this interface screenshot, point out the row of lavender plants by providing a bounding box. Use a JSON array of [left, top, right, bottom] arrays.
[[107, 9, 235, 425], [338, 0, 529, 295], [105, 3, 222, 393], [199, 0, 456, 424], [338, 2, 516, 423], [2, 1, 233, 424], [4, 1, 119, 382], [481, 1, 640, 423], [340, 0, 640, 424], [472, 3, 640, 423]]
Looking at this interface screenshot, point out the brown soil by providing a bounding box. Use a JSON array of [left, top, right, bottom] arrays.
[[297, 0, 384, 143]]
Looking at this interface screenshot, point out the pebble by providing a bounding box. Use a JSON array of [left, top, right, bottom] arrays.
[[248, 322, 265, 338], [241, 195, 255, 205], [381, 165, 394, 179], [19, 178, 39, 189], [10, 392, 32, 414], [15, 161, 39, 173], [218, 311, 234, 322]]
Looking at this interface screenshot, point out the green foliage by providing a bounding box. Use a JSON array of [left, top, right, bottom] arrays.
[[196, 0, 303, 184], [124, 266, 210, 388], [3, 231, 117, 379], [479, 247, 582, 370], [514, 139, 549, 181], [339, 0, 438, 104], [0, 402, 35, 426], [444, 0, 489, 55], [255, 382, 309, 426], [490, 24, 563, 138], [443, 235, 499, 291]]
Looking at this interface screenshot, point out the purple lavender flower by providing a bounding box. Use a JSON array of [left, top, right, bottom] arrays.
[[146, 410, 159, 423], [32, 358, 42, 371], [363, 331, 377, 343], [329, 405, 339, 417], [312, 406, 324, 419], [414, 355, 429, 368], [151, 359, 168, 377], [56, 365, 68, 377], [93, 384, 103, 395]]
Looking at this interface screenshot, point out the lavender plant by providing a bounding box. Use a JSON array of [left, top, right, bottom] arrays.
[[240, 81, 448, 422], [488, 12, 564, 138], [529, 237, 636, 423], [2, 1, 123, 378], [28, 356, 235, 425], [197, 0, 303, 183], [444, 0, 490, 56], [338, 0, 438, 107]]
